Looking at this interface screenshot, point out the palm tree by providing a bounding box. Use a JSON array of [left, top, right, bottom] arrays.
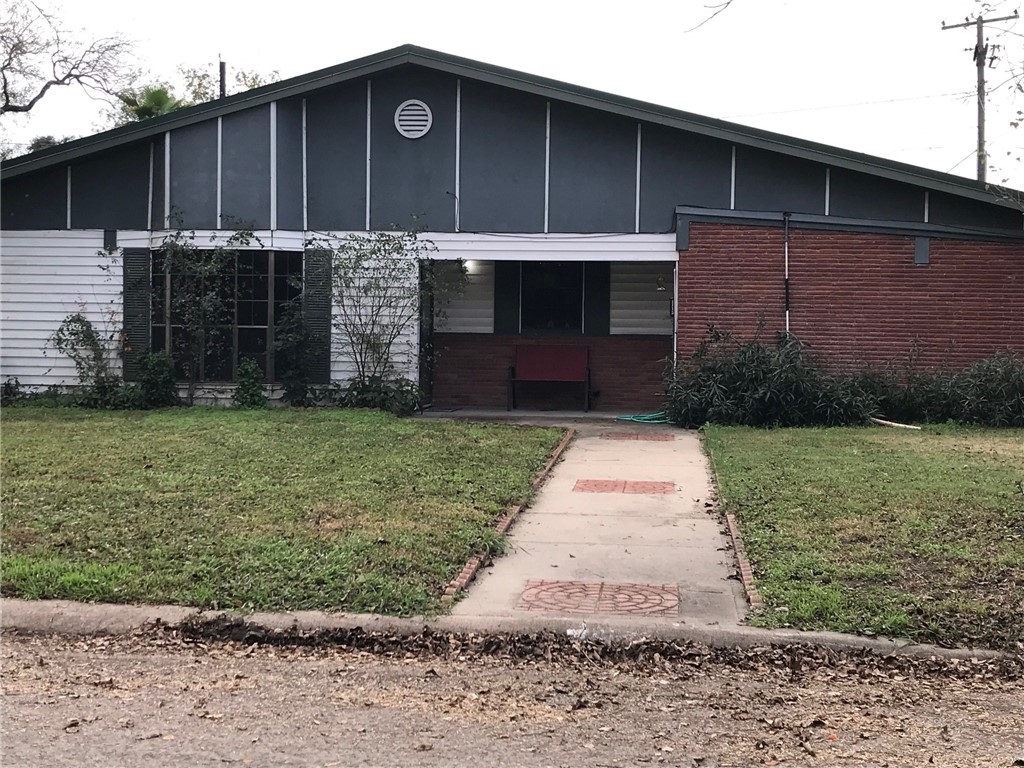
[[115, 85, 189, 124]]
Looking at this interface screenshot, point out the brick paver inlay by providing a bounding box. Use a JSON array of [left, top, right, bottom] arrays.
[[573, 479, 675, 494], [600, 433, 675, 442], [517, 580, 679, 616]]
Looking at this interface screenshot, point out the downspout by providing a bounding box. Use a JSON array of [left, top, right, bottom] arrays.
[[783, 211, 791, 334]]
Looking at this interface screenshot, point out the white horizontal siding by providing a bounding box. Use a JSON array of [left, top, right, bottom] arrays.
[[435, 260, 494, 334], [1, 230, 126, 388], [610, 262, 675, 335]]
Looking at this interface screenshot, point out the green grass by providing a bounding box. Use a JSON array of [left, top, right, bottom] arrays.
[[704, 424, 1024, 649], [1, 408, 563, 615]]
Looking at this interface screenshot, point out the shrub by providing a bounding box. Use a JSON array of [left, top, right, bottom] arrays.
[[273, 298, 319, 407], [232, 358, 267, 409], [1, 377, 25, 406], [665, 328, 1024, 428], [49, 313, 123, 408], [344, 376, 422, 417], [135, 352, 179, 408], [664, 329, 867, 427]]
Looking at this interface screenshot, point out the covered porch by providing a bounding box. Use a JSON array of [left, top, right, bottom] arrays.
[[421, 234, 678, 413]]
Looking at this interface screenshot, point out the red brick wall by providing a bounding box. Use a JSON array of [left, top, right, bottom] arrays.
[[678, 223, 1024, 369], [432, 334, 673, 411]]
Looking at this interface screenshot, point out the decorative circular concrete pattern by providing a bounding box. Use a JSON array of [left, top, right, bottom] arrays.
[[600, 433, 675, 442], [517, 579, 680, 617]]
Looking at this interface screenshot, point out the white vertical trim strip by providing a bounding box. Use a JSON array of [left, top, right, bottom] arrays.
[[634, 123, 642, 233], [824, 167, 831, 216], [454, 79, 461, 232], [729, 146, 736, 210], [147, 142, 154, 230], [163, 132, 171, 228], [65, 165, 71, 229], [269, 102, 278, 230], [365, 80, 372, 230], [301, 98, 308, 231], [923, 191, 930, 223], [216, 117, 223, 228], [672, 262, 679, 364], [544, 102, 551, 234]]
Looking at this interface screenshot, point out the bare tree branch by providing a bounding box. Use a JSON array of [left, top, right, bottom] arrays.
[[0, 0, 133, 116], [684, 1, 736, 34]]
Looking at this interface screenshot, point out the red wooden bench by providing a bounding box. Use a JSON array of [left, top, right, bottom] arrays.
[[507, 345, 591, 411]]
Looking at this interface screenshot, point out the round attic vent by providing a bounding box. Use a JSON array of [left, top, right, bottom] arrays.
[[394, 99, 433, 139]]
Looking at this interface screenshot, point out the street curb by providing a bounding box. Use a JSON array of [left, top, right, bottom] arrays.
[[1, 598, 1012, 661], [724, 512, 764, 611], [441, 427, 577, 602]]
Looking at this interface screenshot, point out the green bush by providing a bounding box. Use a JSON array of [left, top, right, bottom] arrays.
[[665, 328, 1024, 428], [232, 358, 267, 409], [135, 352, 179, 408], [344, 376, 422, 417], [1, 377, 25, 407]]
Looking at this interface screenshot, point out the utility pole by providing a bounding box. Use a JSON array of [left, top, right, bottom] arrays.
[[943, 10, 1019, 183]]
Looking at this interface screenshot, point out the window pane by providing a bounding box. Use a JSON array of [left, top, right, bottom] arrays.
[[151, 325, 166, 354], [204, 327, 234, 381], [521, 262, 583, 334]]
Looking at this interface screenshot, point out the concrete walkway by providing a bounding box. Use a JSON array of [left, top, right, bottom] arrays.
[[452, 422, 747, 628]]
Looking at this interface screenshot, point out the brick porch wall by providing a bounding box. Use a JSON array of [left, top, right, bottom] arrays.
[[678, 223, 1024, 370], [431, 334, 673, 412]]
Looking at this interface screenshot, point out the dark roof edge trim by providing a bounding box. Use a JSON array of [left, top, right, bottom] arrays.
[[1, 44, 1022, 210], [674, 206, 1024, 250]]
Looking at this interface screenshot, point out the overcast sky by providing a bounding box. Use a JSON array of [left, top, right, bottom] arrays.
[[4, 0, 1023, 189]]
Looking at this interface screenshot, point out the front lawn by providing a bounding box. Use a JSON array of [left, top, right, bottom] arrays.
[[1, 408, 562, 615], [704, 425, 1024, 649]]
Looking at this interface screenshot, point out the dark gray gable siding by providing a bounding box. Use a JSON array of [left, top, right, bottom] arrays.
[[459, 79, 546, 232], [370, 65, 456, 231], [2, 165, 66, 229], [169, 120, 218, 229], [221, 105, 271, 228], [828, 167, 923, 221], [929, 191, 1023, 230], [735, 146, 825, 214], [639, 122, 732, 232], [548, 102, 636, 233], [71, 141, 150, 230], [305, 81, 367, 231], [150, 133, 165, 229], [276, 97, 304, 231]]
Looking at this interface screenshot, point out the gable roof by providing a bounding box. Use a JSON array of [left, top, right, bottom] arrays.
[[2, 44, 1021, 209]]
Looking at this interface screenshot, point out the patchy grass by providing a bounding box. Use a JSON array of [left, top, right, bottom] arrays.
[[704, 424, 1024, 649], [1, 408, 562, 615]]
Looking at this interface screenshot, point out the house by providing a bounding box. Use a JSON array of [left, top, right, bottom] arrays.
[[2, 44, 1022, 411]]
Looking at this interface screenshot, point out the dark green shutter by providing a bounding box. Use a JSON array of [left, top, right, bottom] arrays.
[[122, 248, 151, 381], [494, 261, 521, 335], [583, 261, 610, 336], [303, 249, 332, 384]]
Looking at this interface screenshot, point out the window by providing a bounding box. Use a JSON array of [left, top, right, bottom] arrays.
[[151, 250, 304, 382], [520, 261, 583, 334]]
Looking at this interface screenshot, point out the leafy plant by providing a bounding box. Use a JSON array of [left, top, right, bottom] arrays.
[[1, 377, 25, 406], [48, 313, 123, 408], [232, 358, 267, 409], [135, 352, 179, 408], [308, 227, 466, 387], [157, 227, 260, 405], [273, 296, 319, 406], [666, 327, 1023, 428], [344, 376, 422, 416]]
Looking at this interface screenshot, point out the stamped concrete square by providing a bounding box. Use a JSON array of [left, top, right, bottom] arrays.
[[573, 479, 626, 493], [517, 579, 679, 616], [622, 480, 675, 494]]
